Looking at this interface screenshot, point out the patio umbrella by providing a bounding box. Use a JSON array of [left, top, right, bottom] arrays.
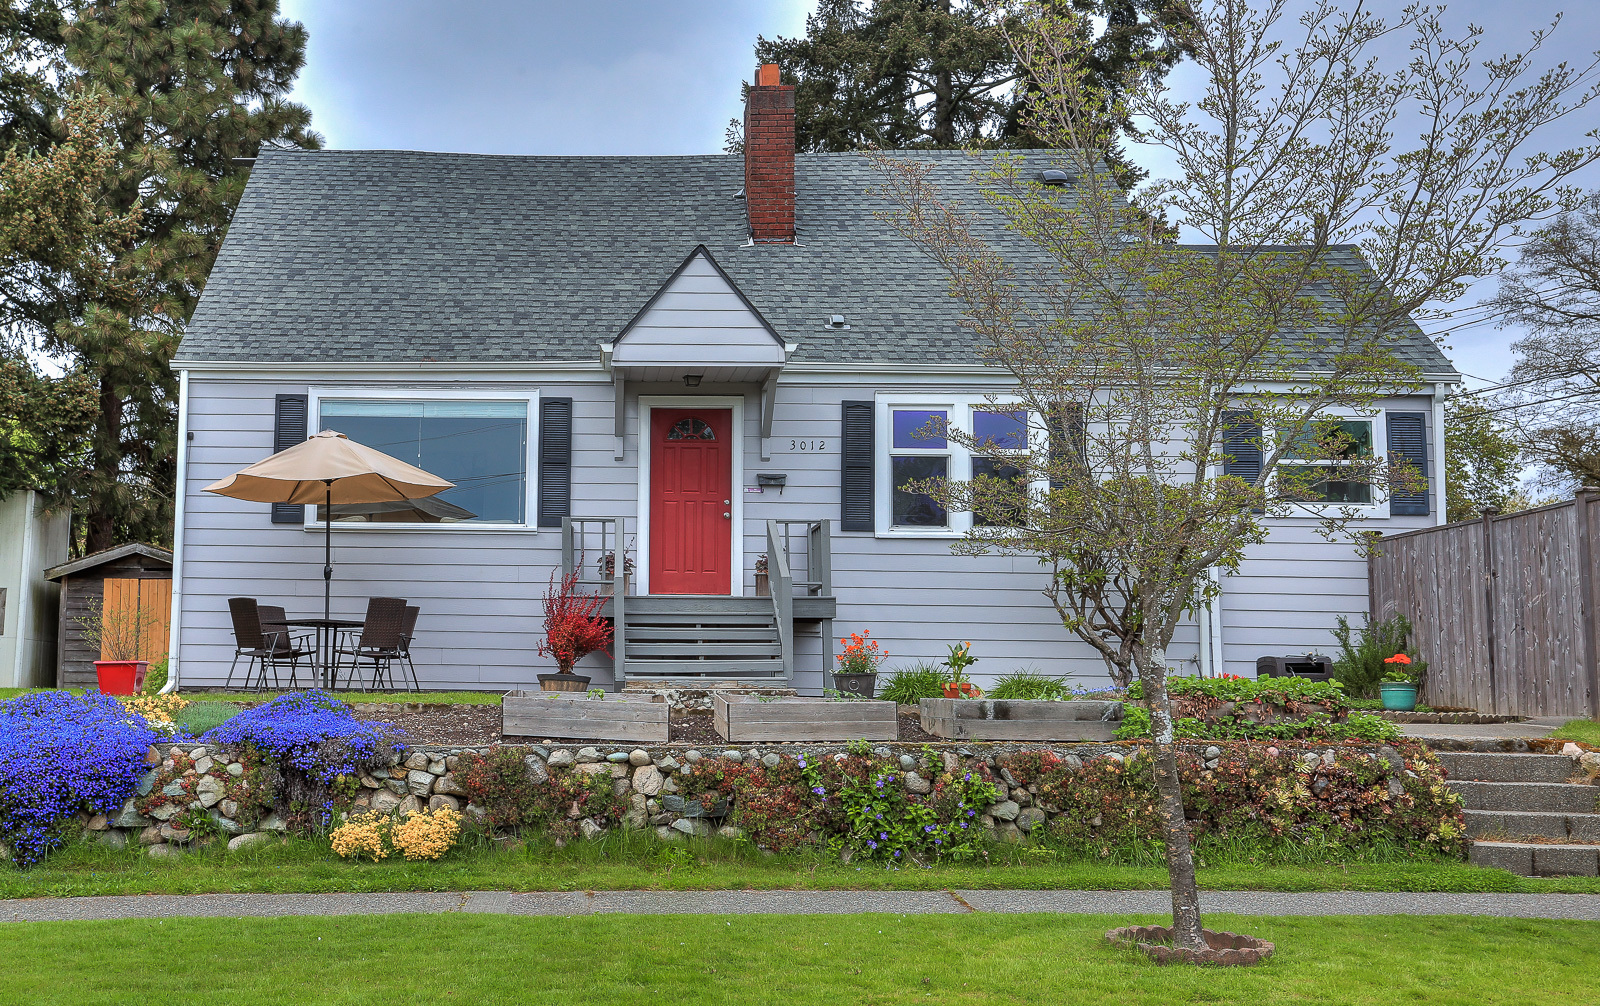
[[203, 430, 455, 619]]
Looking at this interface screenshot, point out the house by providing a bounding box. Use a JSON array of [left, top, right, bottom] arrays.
[[165, 66, 1461, 693], [43, 543, 173, 689], [0, 490, 70, 689]]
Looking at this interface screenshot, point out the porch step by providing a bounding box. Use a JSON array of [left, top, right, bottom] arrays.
[[1464, 809, 1600, 842], [1449, 780, 1600, 814], [1469, 841, 1600, 877], [1436, 752, 1576, 783], [619, 659, 786, 677], [620, 595, 787, 681]]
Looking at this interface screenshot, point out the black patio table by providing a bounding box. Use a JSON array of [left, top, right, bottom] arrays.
[[280, 617, 364, 689]]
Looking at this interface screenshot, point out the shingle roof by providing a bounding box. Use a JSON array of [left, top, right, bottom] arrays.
[[175, 148, 1458, 376]]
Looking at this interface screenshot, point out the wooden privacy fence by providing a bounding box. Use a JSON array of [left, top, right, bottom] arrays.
[[1368, 490, 1600, 718], [101, 577, 172, 663]]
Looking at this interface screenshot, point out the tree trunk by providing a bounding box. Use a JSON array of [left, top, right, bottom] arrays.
[[1137, 645, 1206, 951]]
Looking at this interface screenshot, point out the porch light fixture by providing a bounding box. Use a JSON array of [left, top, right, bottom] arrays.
[[684, 374, 702, 387]]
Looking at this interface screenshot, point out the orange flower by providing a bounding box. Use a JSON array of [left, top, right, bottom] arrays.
[[1383, 653, 1412, 665]]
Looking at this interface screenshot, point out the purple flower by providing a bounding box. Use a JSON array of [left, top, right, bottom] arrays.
[[798, 757, 807, 768], [894, 849, 901, 857], [960, 822, 968, 829], [963, 772, 971, 781], [879, 831, 887, 840], [868, 840, 878, 849], [812, 786, 825, 795], [924, 824, 934, 832]]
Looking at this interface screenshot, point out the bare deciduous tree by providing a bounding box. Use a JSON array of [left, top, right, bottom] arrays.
[[870, 0, 1599, 953]]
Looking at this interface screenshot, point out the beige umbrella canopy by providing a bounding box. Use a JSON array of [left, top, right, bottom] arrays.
[[204, 430, 455, 619]]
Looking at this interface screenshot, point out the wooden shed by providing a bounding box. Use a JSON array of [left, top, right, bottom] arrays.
[[44, 543, 173, 689]]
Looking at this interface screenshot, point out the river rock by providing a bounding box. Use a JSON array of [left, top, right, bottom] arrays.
[[208, 812, 242, 835], [606, 751, 630, 764], [194, 756, 215, 775], [988, 800, 1020, 822], [655, 825, 682, 842], [547, 749, 575, 768], [576, 747, 602, 764], [722, 750, 743, 763], [226, 762, 244, 778], [148, 802, 181, 822], [138, 825, 163, 846], [903, 772, 932, 794], [258, 812, 288, 833], [228, 832, 272, 852], [1015, 807, 1047, 833], [397, 795, 423, 817], [219, 799, 240, 820], [718, 825, 744, 841], [524, 755, 550, 784], [899, 754, 916, 770], [657, 756, 680, 772], [580, 817, 605, 841], [428, 794, 461, 812], [97, 830, 128, 850], [633, 765, 664, 796], [137, 769, 160, 797], [671, 818, 710, 837], [85, 813, 109, 832], [762, 753, 781, 768], [405, 769, 434, 796], [684, 750, 701, 764], [433, 774, 466, 796], [405, 751, 429, 771], [196, 776, 226, 808], [113, 800, 151, 829], [147, 843, 181, 860]]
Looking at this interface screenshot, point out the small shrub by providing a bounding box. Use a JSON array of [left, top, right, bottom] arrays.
[[1116, 705, 1400, 742], [330, 812, 392, 861], [392, 807, 463, 860], [140, 658, 169, 695], [454, 747, 627, 839], [988, 669, 1075, 701], [118, 692, 189, 726], [0, 691, 158, 867], [175, 701, 238, 737], [877, 663, 947, 704], [1331, 614, 1427, 698]]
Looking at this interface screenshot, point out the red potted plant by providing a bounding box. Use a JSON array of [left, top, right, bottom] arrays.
[[78, 597, 161, 696], [941, 641, 982, 698], [536, 569, 613, 691]]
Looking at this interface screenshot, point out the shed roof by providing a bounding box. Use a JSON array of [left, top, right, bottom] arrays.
[[174, 148, 1458, 377], [44, 543, 173, 582]]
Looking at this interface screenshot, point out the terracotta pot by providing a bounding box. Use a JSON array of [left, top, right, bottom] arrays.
[[942, 681, 982, 699], [95, 660, 149, 696], [539, 672, 591, 692]]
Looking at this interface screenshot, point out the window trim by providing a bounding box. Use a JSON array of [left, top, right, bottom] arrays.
[[874, 394, 1042, 538], [303, 387, 540, 532], [1269, 407, 1389, 519]]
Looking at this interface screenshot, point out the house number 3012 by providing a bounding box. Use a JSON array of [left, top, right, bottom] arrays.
[[786, 439, 829, 452]]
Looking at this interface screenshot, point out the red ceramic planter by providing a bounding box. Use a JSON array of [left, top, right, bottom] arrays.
[[94, 660, 148, 696], [942, 681, 982, 699]]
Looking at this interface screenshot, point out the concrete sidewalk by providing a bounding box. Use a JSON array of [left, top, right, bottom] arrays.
[[5, 888, 1599, 923]]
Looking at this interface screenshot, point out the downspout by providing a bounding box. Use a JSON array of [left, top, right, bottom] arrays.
[[13, 491, 39, 688], [160, 368, 190, 694], [1207, 567, 1225, 677], [1431, 382, 1449, 525]]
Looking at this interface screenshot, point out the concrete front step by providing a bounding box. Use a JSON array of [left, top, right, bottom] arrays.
[[1465, 809, 1600, 842], [1450, 780, 1600, 814], [1470, 840, 1600, 877], [1436, 751, 1576, 783]]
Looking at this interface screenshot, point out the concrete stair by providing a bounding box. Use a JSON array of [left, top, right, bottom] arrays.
[[1440, 751, 1600, 876]]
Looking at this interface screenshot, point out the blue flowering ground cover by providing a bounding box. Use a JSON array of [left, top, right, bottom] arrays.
[[0, 691, 158, 867]]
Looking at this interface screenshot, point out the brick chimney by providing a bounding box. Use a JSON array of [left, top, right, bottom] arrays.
[[743, 63, 795, 244]]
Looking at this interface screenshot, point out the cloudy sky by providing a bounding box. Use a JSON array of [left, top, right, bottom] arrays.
[[276, 0, 1600, 386]]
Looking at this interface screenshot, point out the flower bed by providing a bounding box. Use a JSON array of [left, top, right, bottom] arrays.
[[1117, 675, 1400, 743]]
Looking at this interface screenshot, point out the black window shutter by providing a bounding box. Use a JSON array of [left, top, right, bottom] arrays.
[[270, 394, 309, 523], [1221, 411, 1262, 485], [840, 401, 875, 531], [1047, 401, 1087, 489], [1386, 411, 1430, 516], [537, 397, 574, 528]]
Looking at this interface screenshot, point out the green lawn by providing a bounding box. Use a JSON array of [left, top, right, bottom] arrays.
[[1551, 719, 1600, 746], [6, 912, 1596, 1005], [7, 833, 1600, 899]]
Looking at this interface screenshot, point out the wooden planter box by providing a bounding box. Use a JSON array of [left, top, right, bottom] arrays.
[[919, 699, 1124, 741], [713, 693, 898, 742], [503, 690, 669, 743]]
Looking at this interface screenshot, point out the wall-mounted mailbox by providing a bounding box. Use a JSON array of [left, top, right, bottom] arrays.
[[756, 473, 788, 494]]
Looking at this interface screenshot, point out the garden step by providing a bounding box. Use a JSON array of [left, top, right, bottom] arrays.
[[1464, 809, 1600, 842], [1449, 781, 1600, 814], [1435, 752, 1575, 783], [1469, 840, 1600, 877]]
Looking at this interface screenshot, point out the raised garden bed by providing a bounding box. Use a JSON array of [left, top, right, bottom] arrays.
[[713, 693, 898, 742], [502, 691, 668, 743], [919, 698, 1123, 741]]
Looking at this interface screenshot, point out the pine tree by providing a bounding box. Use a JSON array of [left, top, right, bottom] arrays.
[[733, 0, 1188, 187], [31, 0, 321, 554]]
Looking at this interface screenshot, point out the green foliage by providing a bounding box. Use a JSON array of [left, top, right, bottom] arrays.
[[1019, 743, 1462, 863], [174, 701, 237, 737], [941, 641, 977, 681], [1116, 705, 1400, 742], [453, 748, 626, 840], [140, 657, 168, 695], [1331, 614, 1427, 699], [988, 668, 1075, 700], [1445, 398, 1526, 522], [1126, 674, 1346, 706], [1549, 719, 1600, 746], [876, 663, 947, 704], [822, 757, 998, 862]]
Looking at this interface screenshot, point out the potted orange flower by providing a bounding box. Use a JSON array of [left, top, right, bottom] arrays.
[[833, 630, 885, 698], [941, 641, 982, 698], [1378, 653, 1419, 710]]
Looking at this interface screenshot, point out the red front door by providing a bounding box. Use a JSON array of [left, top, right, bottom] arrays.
[[649, 408, 733, 594]]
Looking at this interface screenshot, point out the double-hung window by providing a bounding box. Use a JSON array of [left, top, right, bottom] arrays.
[[310, 391, 538, 527], [1274, 413, 1381, 511], [877, 397, 1038, 535]]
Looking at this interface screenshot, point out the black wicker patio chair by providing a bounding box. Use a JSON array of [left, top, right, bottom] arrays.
[[333, 596, 408, 690], [225, 598, 313, 691], [397, 605, 421, 691]]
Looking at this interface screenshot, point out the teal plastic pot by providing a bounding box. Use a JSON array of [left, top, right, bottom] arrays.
[[1379, 682, 1418, 711]]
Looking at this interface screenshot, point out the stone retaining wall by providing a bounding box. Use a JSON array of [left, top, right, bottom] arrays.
[[77, 738, 1429, 859]]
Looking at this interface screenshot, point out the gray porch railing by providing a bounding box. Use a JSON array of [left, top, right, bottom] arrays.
[[561, 516, 629, 683], [766, 519, 833, 681]]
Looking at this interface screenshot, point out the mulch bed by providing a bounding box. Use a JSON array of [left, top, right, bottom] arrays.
[[349, 703, 942, 747]]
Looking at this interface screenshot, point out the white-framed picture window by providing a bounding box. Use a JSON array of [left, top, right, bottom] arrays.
[[307, 389, 539, 529], [876, 395, 1040, 536]]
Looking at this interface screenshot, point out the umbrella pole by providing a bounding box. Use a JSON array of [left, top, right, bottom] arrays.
[[323, 480, 333, 621]]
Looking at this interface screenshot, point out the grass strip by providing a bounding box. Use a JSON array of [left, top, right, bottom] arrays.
[[6, 911, 1597, 1005], [6, 833, 1600, 899], [1551, 719, 1600, 746], [0, 688, 505, 705]]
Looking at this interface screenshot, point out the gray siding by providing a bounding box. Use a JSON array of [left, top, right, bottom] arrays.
[[176, 373, 1438, 690], [612, 253, 785, 369]]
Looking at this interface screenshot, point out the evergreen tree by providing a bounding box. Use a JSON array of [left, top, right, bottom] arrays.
[[6, 1, 320, 554], [732, 0, 1188, 187]]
